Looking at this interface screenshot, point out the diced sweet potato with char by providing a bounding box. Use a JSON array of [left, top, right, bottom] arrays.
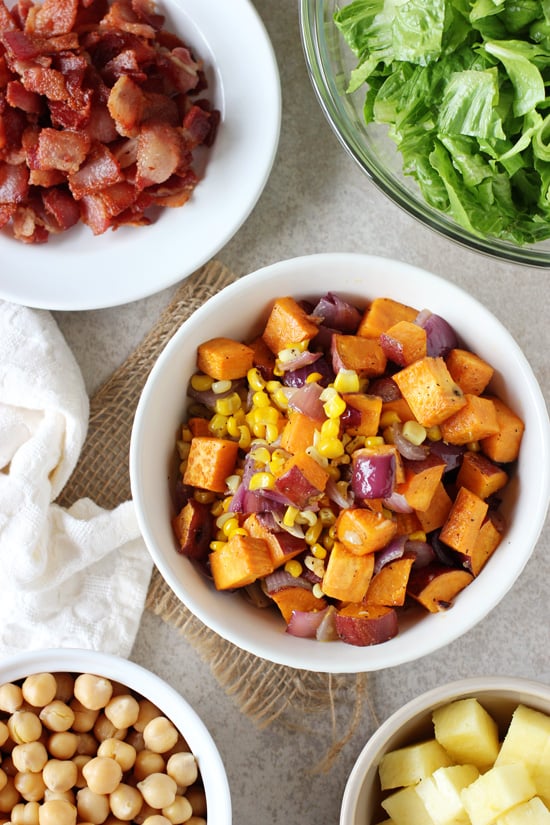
[[334, 602, 399, 646], [183, 436, 239, 493], [456, 451, 509, 500], [270, 586, 327, 624], [380, 320, 427, 366], [172, 499, 212, 561], [341, 393, 382, 437], [322, 541, 375, 602], [446, 348, 494, 395], [461, 517, 503, 576], [187, 417, 211, 438], [407, 565, 474, 612], [393, 510, 422, 536], [331, 333, 387, 377], [415, 482, 453, 533], [358, 297, 419, 339], [439, 486, 489, 556], [244, 513, 305, 568], [336, 507, 398, 555], [439, 394, 500, 445], [210, 534, 274, 590], [381, 396, 416, 423], [364, 556, 415, 607], [480, 396, 525, 463], [274, 451, 330, 509], [396, 454, 446, 512], [197, 337, 255, 381], [393, 356, 466, 428], [280, 411, 320, 455], [248, 335, 276, 378], [262, 296, 320, 355]]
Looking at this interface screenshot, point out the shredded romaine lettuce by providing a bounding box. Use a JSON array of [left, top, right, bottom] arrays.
[[334, 0, 550, 244]]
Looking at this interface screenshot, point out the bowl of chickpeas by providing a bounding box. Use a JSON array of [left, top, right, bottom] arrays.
[[0, 648, 231, 825]]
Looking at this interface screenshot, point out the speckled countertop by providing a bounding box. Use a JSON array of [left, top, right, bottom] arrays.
[[52, 2, 550, 823]]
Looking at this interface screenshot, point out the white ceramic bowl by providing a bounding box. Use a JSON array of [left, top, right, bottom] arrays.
[[0, 648, 231, 824], [130, 252, 550, 673], [341, 676, 550, 825]]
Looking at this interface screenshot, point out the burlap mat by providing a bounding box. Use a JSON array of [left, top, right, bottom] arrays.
[[58, 259, 375, 771]]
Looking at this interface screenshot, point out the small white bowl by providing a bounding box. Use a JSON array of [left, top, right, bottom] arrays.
[[341, 676, 550, 825], [0, 648, 231, 825], [130, 252, 550, 673]]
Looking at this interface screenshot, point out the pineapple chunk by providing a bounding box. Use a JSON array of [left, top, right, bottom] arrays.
[[461, 763, 537, 825], [495, 704, 550, 771], [381, 784, 436, 825], [416, 764, 480, 825], [494, 797, 550, 825], [379, 739, 453, 790], [532, 738, 550, 807], [432, 698, 500, 771]]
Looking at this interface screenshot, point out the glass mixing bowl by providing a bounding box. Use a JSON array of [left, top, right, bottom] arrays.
[[299, 0, 550, 267]]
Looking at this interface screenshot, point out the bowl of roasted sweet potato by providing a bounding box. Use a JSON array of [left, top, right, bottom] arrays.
[[340, 676, 550, 825], [130, 252, 550, 672]]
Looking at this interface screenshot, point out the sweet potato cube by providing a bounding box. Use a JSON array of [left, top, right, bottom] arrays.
[[380, 320, 427, 366], [456, 451, 509, 500], [275, 450, 330, 509], [197, 337, 255, 381], [439, 394, 499, 445], [322, 541, 375, 602], [446, 348, 494, 395], [382, 396, 416, 423], [280, 411, 320, 454], [407, 564, 474, 612], [415, 482, 453, 533], [464, 517, 502, 576], [480, 396, 525, 463], [262, 296, 320, 354], [336, 507, 398, 555], [187, 417, 211, 437], [396, 454, 446, 512], [183, 436, 239, 493], [393, 357, 466, 427], [364, 556, 414, 607], [270, 586, 327, 624], [249, 335, 276, 377], [210, 534, 274, 590], [439, 486, 489, 556], [331, 333, 387, 377], [342, 393, 383, 436], [244, 513, 305, 568], [393, 510, 423, 536], [357, 297, 418, 338]]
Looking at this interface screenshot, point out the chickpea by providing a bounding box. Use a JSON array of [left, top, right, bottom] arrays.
[[97, 740, 136, 773], [46, 731, 78, 760], [93, 715, 127, 744], [39, 701, 74, 733], [133, 701, 161, 734], [73, 676, 113, 712], [0, 722, 9, 748], [72, 754, 92, 789], [11, 743, 48, 774], [43, 789, 75, 804], [166, 753, 197, 789], [0, 684, 23, 714], [142, 719, 178, 755], [8, 712, 42, 745], [37, 798, 76, 825], [108, 783, 142, 820], [82, 757, 122, 795], [141, 817, 171, 825], [0, 770, 6, 793], [76, 787, 110, 825], [133, 751, 165, 782], [104, 696, 139, 730], [11, 800, 39, 825], [185, 818, 206, 825], [42, 759, 78, 793], [162, 794, 193, 825], [69, 700, 99, 734], [137, 773, 177, 809], [21, 675, 57, 709], [14, 771, 46, 803]]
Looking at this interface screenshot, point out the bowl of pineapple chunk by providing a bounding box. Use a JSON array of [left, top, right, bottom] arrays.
[[341, 676, 550, 825]]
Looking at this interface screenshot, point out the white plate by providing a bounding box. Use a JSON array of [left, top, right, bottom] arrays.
[[0, 0, 281, 310]]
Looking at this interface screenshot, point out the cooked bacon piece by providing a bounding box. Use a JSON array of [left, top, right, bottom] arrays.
[[131, 0, 163, 30], [102, 48, 147, 85], [141, 90, 179, 126], [183, 103, 218, 149], [6, 79, 43, 114], [12, 202, 49, 242], [1, 30, 39, 61], [42, 185, 80, 229], [20, 65, 68, 101], [27, 0, 79, 37], [49, 97, 92, 130], [100, 0, 156, 39], [0, 0, 18, 32], [156, 46, 200, 95], [0, 161, 29, 203], [135, 121, 186, 188], [0, 202, 16, 226], [150, 169, 197, 207], [80, 179, 147, 233], [0, 105, 28, 156], [107, 74, 145, 137], [87, 102, 118, 142], [68, 141, 123, 198], [36, 127, 91, 172], [29, 167, 65, 186]]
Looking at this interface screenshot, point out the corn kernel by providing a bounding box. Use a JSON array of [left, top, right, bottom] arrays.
[[215, 392, 242, 416], [322, 534, 334, 551], [176, 440, 191, 461], [334, 369, 360, 393], [283, 506, 299, 527], [325, 464, 340, 481], [426, 425, 442, 441], [379, 410, 401, 428], [285, 560, 303, 578], [299, 510, 317, 527], [365, 436, 385, 448], [190, 373, 214, 392], [312, 583, 324, 599], [221, 517, 240, 537], [278, 346, 303, 363], [323, 393, 346, 419], [249, 472, 275, 491], [216, 511, 235, 529], [265, 423, 280, 443], [228, 526, 248, 539], [409, 530, 427, 543], [318, 507, 336, 526], [194, 490, 215, 504], [402, 420, 427, 446], [226, 416, 240, 437], [381, 506, 393, 520], [310, 542, 326, 559], [238, 426, 251, 450], [252, 390, 270, 408], [211, 500, 224, 517], [345, 435, 365, 455], [209, 541, 226, 552], [247, 367, 265, 391], [181, 426, 193, 442], [209, 413, 228, 437], [306, 371, 324, 384], [305, 521, 323, 545], [222, 496, 233, 512], [321, 418, 340, 439], [250, 446, 271, 465], [273, 364, 284, 377], [225, 475, 241, 494], [266, 380, 282, 394], [272, 388, 290, 409], [304, 555, 325, 578], [212, 379, 232, 395], [269, 452, 287, 476], [383, 426, 395, 444], [317, 438, 344, 459]]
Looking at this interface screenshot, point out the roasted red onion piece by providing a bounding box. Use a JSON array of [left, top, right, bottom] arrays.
[[428, 439, 466, 472], [286, 381, 326, 422], [351, 450, 396, 499], [282, 356, 334, 388], [390, 421, 429, 461], [368, 376, 401, 402], [415, 310, 459, 357], [382, 490, 413, 514], [264, 570, 312, 594], [287, 607, 328, 638], [373, 535, 407, 575], [311, 292, 362, 333]]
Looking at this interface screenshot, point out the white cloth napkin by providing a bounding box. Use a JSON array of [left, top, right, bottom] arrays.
[[0, 300, 152, 657]]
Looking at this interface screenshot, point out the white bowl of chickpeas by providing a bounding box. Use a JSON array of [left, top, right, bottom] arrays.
[[341, 676, 550, 825], [0, 648, 231, 825]]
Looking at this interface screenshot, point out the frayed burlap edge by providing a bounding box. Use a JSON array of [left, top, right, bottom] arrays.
[[59, 259, 377, 771]]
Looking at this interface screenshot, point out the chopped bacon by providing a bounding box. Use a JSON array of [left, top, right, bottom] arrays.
[[0, 0, 219, 242]]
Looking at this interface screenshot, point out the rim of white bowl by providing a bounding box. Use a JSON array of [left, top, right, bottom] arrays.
[[0, 647, 231, 825], [340, 675, 550, 825], [130, 252, 550, 673]]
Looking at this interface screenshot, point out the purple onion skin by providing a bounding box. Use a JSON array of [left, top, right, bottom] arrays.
[[311, 292, 362, 333], [282, 356, 334, 388], [368, 376, 401, 402], [275, 464, 322, 510], [428, 440, 466, 473], [417, 311, 459, 357], [352, 452, 396, 499]]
